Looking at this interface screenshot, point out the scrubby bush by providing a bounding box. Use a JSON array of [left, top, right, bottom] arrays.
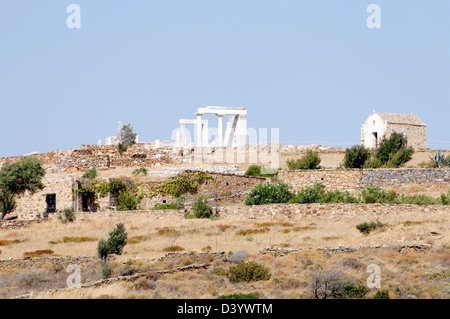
[[342, 145, 370, 169], [58, 207, 76, 223], [373, 290, 390, 299], [100, 261, 113, 279], [291, 182, 358, 204], [375, 132, 414, 168], [356, 220, 386, 235], [440, 192, 450, 205], [360, 186, 398, 204], [132, 168, 148, 176], [245, 165, 262, 177], [397, 194, 439, 205], [322, 189, 359, 203], [287, 150, 321, 170], [292, 182, 326, 203], [311, 270, 369, 299], [192, 195, 212, 218], [245, 182, 294, 206], [82, 167, 97, 179], [363, 155, 383, 169], [245, 165, 279, 177], [376, 132, 409, 163], [384, 146, 414, 168], [97, 238, 110, 261], [117, 190, 142, 211], [226, 261, 271, 283]]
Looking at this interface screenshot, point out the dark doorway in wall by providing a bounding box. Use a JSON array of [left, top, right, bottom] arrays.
[[372, 132, 378, 148], [46, 194, 56, 213], [82, 195, 90, 212]]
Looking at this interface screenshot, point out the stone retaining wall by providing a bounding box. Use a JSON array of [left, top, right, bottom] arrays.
[[39, 203, 448, 223], [277, 168, 450, 193], [0, 256, 97, 270]]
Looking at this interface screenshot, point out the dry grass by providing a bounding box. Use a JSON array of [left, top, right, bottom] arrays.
[[0, 205, 448, 299], [162, 245, 185, 252], [23, 250, 55, 258], [0, 239, 27, 246]]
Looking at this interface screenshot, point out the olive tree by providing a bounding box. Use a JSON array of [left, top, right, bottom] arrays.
[[0, 156, 46, 220], [118, 124, 137, 156]]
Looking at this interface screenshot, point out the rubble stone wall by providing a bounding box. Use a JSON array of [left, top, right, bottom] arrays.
[[277, 168, 450, 193]]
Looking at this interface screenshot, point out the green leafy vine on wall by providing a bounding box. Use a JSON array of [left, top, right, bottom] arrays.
[[150, 171, 214, 198]]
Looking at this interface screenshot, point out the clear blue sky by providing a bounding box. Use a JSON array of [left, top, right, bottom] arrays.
[[1, 1, 449, 157]]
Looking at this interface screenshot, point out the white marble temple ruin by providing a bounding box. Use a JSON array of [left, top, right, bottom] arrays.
[[176, 106, 248, 148]]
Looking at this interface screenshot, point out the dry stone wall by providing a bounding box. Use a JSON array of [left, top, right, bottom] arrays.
[[278, 168, 450, 193], [46, 202, 449, 222]]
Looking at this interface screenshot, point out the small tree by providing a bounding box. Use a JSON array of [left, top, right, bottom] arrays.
[[118, 124, 137, 156], [342, 145, 370, 169], [107, 223, 128, 255], [0, 156, 46, 220], [375, 132, 414, 167], [97, 223, 128, 261]]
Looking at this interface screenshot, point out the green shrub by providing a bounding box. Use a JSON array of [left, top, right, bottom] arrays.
[[106, 223, 128, 255], [117, 190, 142, 211], [245, 165, 262, 176], [292, 183, 359, 204], [397, 194, 439, 205], [384, 146, 414, 168], [363, 155, 383, 169], [217, 293, 259, 299], [287, 150, 321, 170], [82, 167, 97, 179], [192, 196, 212, 218], [97, 223, 128, 260], [97, 238, 110, 260], [226, 261, 271, 283], [292, 182, 326, 204], [100, 261, 113, 279], [356, 221, 386, 235], [342, 145, 370, 169], [373, 290, 390, 299], [322, 189, 359, 203], [58, 207, 76, 223], [109, 180, 127, 196], [440, 192, 450, 205], [311, 270, 369, 299], [245, 182, 294, 206], [132, 168, 148, 176], [360, 186, 398, 204], [375, 132, 414, 167], [212, 267, 226, 276]]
